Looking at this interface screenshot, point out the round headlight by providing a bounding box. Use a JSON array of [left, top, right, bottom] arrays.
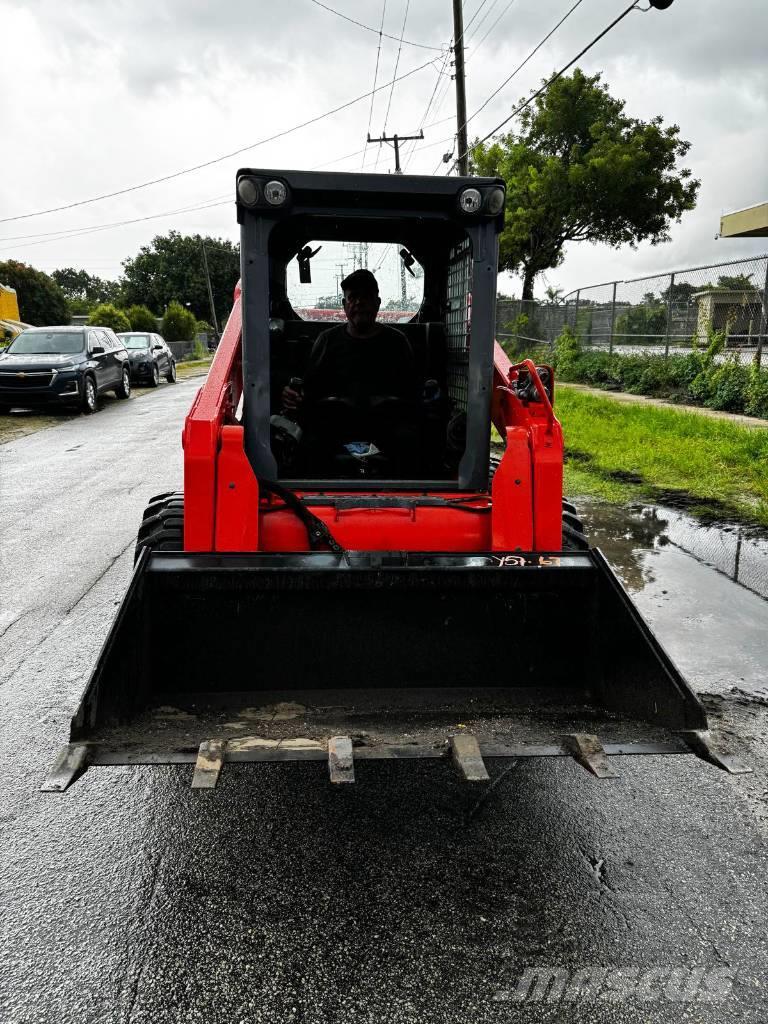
[[237, 176, 260, 207], [485, 187, 506, 215], [459, 187, 483, 214], [264, 180, 288, 206]]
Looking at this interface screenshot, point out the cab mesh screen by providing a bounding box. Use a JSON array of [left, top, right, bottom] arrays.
[[445, 237, 471, 411]]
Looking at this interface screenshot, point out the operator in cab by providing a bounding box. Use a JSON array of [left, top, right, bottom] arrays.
[[282, 269, 421, 475]]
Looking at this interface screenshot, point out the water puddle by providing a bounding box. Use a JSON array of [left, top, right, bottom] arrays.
[[574, 499, 768, 696], [579, 501, 768, 601]]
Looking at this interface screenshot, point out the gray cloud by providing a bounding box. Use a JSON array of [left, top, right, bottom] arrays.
[[1, 0, 766, 291]]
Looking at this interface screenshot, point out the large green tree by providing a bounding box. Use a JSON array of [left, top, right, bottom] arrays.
[[471, 69, 699, 299], [121, 231, 240, 330], [0, 260, 68, 325], [51, 267, 122, 305]]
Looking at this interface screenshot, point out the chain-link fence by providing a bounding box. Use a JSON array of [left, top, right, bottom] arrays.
[[497, 254, 768, 367]]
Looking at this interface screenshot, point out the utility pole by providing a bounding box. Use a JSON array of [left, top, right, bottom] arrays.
[[367, 130, 424, 174], [199, 241, 219, 337], [452, 0, 469, 175], [336, 263, 347, 304]]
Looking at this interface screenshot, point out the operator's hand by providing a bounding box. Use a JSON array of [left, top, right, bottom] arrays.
[[281, 384, 303, 411]]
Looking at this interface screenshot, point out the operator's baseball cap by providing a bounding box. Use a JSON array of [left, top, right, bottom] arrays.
[[340, 268, 379, 295]]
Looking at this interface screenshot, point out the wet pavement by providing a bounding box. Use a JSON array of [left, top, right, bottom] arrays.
[[579, 501, 768, 698], [2, 381, 768, 1023]]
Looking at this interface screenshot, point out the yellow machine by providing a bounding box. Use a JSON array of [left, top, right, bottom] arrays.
[[0, 284, 30, 344]]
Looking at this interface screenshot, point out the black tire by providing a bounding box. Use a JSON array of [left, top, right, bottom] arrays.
[[142, 494, 184, 522], [149, 362, 160, 388], [147, 490, 176, 504], [114, 366, 131, 399], [82, 375, 98, 414], [166, 361, 177, 384], [135, 494, 184, 563], [562, 509, 584, 534], [562, 521, 590, 550]]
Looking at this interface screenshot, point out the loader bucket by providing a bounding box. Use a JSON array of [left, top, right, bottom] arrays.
[[40, 546, 719, 791]]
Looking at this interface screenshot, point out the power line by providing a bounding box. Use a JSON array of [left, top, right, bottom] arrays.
[[307, 0, 443, 50], [362, 1, 389, 171], [468, 0, 585, 125], [453, 0, 642, 169], [0, 195, 230, 245], [402, 50, 451, 170], [464, 0, 501, 45], [382, 1, 411, 133], [463, 0, 492, 34], [0, 199, 231, 254], [468, 0, 517, 55], [0, 54, 441, 226]]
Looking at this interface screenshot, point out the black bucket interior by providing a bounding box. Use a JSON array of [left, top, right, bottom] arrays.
[[73, 551, 706, 737]]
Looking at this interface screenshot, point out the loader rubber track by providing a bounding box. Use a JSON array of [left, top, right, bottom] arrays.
[[135, 492, 184, 563]]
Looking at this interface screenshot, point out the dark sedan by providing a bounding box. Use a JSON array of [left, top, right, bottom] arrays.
[[118, 332, 177, 387], [0, 326, 131, 414]]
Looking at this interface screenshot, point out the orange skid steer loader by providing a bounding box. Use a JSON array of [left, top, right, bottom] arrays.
[[43, 169, 747, 792]]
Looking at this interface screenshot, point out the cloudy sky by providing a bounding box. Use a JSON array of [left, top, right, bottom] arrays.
[[1, 0, 767, 305]]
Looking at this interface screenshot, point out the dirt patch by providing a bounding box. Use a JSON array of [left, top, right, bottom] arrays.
[[0, 410, 73, 445]]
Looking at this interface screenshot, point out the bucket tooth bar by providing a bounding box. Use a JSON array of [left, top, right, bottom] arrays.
[[40, 743, 90, 792], [563, 734, 619, 779], [192, 739, 227, 789], [679, 730, 752, 775], [450, 734, 490, 782], [328, 736, 355, 784]]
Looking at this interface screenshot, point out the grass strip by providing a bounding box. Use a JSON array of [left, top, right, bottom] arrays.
[[557, 388, 768, 526]]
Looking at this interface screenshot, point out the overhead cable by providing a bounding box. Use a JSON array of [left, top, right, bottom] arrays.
[[453, 1, 642, 168], [468, 0, 585, 124], [467, 0, 517, 55], [308, 0, 443, 50], [362, 0, 389, 170], [0, 55, 441, 225], [0, 199, 231, 253]]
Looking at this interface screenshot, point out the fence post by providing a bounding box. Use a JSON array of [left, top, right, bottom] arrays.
[[609, 281, 618, 355], [757, 259, 768, 371], [574, 290, 581, 340], [663, 272, 675, 359]]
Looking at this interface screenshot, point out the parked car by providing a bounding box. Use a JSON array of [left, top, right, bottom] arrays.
[[0, 326, 131, 414], [117, 332, 177, 386]]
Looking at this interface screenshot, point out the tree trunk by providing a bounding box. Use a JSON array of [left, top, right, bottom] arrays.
[[521, 266, 536, 302]]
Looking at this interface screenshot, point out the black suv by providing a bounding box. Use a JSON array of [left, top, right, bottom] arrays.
[[117, 332, 177, 386], [0, 326, 131, 414]]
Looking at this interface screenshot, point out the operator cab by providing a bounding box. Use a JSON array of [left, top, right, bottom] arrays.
[[236, 169, 505, 490]]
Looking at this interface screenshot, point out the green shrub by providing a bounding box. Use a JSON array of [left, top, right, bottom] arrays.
[[192, 338, 208, 360], [553, 326, 581, 378], [87, 303, 130, 333], [745, 367, 768, 419], [688, 367, 715, 404], [704, 358, 750, 413], [576, 350, 616, 385], [612, 354, 650, 393], [667, 352, 703, 389], [126, 304, 157, 332], [162, 301, 196, 343], [195, 319, 214, 335]]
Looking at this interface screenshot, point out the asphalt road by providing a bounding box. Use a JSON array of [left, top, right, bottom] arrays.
[[1, 381, 767, 1024]]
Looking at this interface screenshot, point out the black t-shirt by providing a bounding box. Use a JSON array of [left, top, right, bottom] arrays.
[[302, 323, 419, 407]]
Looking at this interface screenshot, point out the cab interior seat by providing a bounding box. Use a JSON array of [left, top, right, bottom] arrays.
[[270, 318, 449, 408]]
